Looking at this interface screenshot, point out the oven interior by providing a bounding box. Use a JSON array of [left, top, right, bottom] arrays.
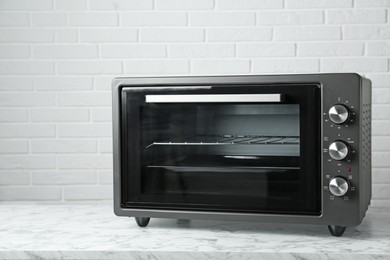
[[134, 102, 319, 214]]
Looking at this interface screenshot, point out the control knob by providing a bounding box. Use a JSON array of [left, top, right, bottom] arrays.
[[329, 177, 349, 197], [329, 141, 349, 161], [329, 104, 349, 124]]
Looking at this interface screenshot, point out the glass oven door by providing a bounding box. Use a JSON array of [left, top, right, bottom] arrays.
[[121, 84, 321, 215]]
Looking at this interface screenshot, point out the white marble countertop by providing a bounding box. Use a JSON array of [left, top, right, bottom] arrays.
[[0, 203, 389, 260]]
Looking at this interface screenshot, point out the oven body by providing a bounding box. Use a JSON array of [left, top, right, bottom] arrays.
[[112, 73, 371, 229]]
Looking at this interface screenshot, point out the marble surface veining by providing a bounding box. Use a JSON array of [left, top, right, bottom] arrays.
[[0, 203, 389, 260]]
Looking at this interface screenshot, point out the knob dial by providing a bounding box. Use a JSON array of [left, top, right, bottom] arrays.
[[329, 177, 349, 197], [329, 104, 349, 124], [329, 141, 349, 161]]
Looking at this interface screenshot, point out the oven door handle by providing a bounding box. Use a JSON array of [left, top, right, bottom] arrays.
[[145, 94, 283, 103]]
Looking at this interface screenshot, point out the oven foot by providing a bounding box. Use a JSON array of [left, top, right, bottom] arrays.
[[135, 217, 150, 227], [327, 225, 346, 237]]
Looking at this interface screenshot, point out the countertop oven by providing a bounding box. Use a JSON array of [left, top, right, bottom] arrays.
[[112, 73, 371, 236]]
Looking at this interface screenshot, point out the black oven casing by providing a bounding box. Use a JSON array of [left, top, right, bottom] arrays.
[[112, 73, 371, 234]]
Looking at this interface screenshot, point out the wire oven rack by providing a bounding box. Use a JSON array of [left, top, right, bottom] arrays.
[[147, 135, 299, 148]]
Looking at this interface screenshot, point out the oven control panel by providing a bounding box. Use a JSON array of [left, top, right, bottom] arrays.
[[323, 98, 358, 203]]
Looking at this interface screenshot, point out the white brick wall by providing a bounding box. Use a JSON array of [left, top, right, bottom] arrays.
[[0, 0, 389, 205]]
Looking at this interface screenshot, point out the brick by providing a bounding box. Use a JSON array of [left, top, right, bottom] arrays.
[[0, 124, 56, 138], [90, 0, 153, 10], [237, 43, 295, 58], [58, 123, 111, 137], [373, 169, 390, 183], [124, 60, 189, 75], [0, 0, 53, 10], [94, 77, 113, 91], [101, 44, 166, 58], [57, 61, 122, 74], [191, 60, 250, 74], [168, 44, 235, 58], [99, 139, 112, 153], [31, 139, 97, 153], [0, 13, 30, 26], [0, 93, 55, 106], [156, 0, 214, 10], [0, 171, 29, 185], [80, 28, 137, 43], [31, 108, 90, 122], [275, 27, 341, 41], [372, 121, 390, 136], [373, 89, 390, 104], [32, 170, 97, 185], [355, 0, 390, 7], [0, 78, 33, 91], [218, 0, 283, 9], [63, 185, 112, 200], [92, 108, 112, 122], [258, 11, 324, 25], [327, 9, 386, 24], [372, 152, 390, 167], [56, 29, 78, 43], [58, 155, 113, 169], [190, 12, 255, 26], [373, 105, 390, 120], [140, 28, 204, 42], [366, 74, 390, 87], [321, 58, 388, 72], [98, 170, 113, 184], [367, 42, 390, 56], [36, 77, 93, 91], [57, 92, 110, 106], [0, 186, 61, 200], [33, 45, 98, 59], [207, 27, 272, 42], [343, 25, 390, 40], [0, 155, 56, 169], [286, 0, 352, 8], [372, 184, 390, 199], [0, 140, 28, 154], [297, 42, 364, 57], [69, 13, 118, 26], [31, 12, 67, 26], [0, 29, 54, 42], [253, 59, 319, 73], [371, 200, 390, 207], [121, 12, 187, 26], [0, 61, 54, 75], [0, 45, 30, 58], [0, 109, 29, 122], [55, 0, 86, 10], [373, 136, 390, 151]]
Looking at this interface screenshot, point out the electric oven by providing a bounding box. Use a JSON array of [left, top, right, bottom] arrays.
[[112, 73, 371, 236]]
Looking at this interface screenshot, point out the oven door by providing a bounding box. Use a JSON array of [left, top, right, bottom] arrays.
[[121, 84, 321, 215]]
